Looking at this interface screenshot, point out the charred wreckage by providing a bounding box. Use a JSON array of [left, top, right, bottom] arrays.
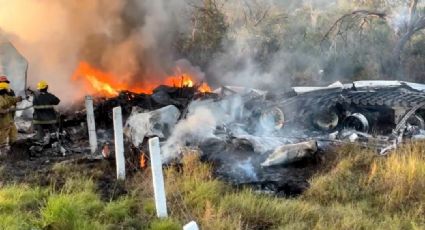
[[11, 80, 425, 195]]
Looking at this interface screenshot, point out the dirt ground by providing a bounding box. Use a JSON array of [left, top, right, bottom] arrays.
[[0, 138, 129, 201]]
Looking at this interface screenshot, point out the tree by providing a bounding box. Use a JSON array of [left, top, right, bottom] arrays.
[[392, 0, 425, 63], [323, 0, 425, 78], [176, 0, 228, 68]]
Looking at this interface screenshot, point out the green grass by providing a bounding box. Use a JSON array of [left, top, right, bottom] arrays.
[[0, 176, 140, 229], [0, 143, 424, 229]]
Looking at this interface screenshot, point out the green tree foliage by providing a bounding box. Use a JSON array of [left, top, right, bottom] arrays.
[[177, 0, 228, 68]]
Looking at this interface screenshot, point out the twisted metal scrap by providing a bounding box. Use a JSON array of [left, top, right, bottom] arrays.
[[380, 101, 425, 156]]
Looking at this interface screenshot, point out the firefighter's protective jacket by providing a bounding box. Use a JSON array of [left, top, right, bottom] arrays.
[[0, 94, 18, 127], [7, 89, 16, 118], [33, 92, 60, 125]]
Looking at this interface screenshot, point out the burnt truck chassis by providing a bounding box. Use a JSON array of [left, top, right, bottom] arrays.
[[256, 83, 425, 135]]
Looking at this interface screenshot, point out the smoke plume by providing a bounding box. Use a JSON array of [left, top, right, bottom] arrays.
[[0, 0, 193, 104], [206, 0, 315, 90]]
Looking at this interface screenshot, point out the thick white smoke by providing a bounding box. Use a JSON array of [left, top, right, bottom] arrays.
[[161, 106, 217, 162], [161, 95, 247, 161], [161, 91, 288, 162]]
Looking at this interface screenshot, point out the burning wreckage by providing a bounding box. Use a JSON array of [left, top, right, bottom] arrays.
[[13, 80, 425, 195]]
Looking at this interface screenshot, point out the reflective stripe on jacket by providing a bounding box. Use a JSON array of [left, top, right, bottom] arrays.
[[32, 119, 58, 125], [33, 105, 55, 109]]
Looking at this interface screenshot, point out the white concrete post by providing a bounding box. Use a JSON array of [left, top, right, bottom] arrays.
[[149, 137, 168, 218], [183, 221, 199, 230], [85, 96, 97, 154], [113, 106, 126, 180]]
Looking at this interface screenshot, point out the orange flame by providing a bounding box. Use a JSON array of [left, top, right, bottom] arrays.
[[72, 61, 211, 97], [86, 75, 118, 96], [198, 82, 212, 93], [140, 152, 147, 169], [164, 74, 194, 88]]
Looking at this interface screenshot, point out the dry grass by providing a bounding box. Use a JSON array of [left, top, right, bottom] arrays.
[[302, 142, 425, 229], [0, 143, 424, 229], [156, 144, 425, 229]]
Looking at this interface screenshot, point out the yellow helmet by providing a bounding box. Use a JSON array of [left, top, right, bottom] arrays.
[[0, 82, 9, 90], [37, 80, 48, 90]]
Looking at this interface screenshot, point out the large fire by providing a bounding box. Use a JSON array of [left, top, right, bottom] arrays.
[[72, 61, 211, 97]]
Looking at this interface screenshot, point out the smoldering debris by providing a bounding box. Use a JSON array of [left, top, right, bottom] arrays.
[[261, 140, 318, 167], [124, 105, 181, 146], [10, 80, 425, 196], [147, 80, 425, 194], [10, 84, 214, 158]]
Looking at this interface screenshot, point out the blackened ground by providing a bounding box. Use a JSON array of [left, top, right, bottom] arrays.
[[1, 139, 128, 201], [2, 136, 336, 200], [239, 151, 329, 197], [200, 138, 336, 197]]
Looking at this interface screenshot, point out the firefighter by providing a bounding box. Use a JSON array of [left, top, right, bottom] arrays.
[[33, 80, 60, 141], [0, 76, 15, 96], [0, 82, 22, 154], [0, 76, 18, 145]]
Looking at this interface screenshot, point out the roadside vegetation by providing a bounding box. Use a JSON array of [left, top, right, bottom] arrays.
[[178, 0, 425, 88], [0, 142, 424, 229]]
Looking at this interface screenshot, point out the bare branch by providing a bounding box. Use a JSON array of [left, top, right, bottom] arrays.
[[321, 10, 387, 45], [409, 0, 419, 25], [253, 8, 270, 26], [413, 16, 425, 31]]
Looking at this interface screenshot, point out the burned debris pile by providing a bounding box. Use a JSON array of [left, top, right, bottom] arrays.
[[65, 84, 216, 128], [13, 80, 425, 196]]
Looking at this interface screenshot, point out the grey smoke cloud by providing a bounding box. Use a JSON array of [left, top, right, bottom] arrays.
[[0, 0, 402, 105], [206, 0, 312, 90], [206, 0, 371, 89], [0, 0, 196, 104]]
